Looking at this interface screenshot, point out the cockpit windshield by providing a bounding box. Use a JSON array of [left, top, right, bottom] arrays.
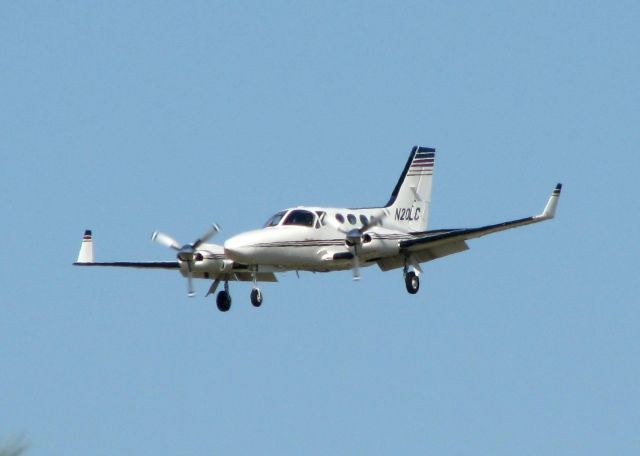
[[264, 211, 286, 227], [282, 209, 316, 227]]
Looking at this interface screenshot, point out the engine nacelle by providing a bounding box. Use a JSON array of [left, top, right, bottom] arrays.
[[220, 258, 234, 273], [212, 258, 234, 273], [358, 232, 400, 259], [193, 256, 234, 274]]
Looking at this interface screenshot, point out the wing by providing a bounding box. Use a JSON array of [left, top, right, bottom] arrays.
[[72, 231, 278, 281], [378, 183, 562, 270], [402, 183, 562, 254], [73, 230, 179, 269], [73, 261, 180, 269]]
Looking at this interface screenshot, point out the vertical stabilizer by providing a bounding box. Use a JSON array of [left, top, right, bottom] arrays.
[[77, 230, 94, 263], [385, 146, 435, 232]]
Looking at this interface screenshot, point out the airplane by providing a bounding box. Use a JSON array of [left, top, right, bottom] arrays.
[[74, 146, 562, 312]]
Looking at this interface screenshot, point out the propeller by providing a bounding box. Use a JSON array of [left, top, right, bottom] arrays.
[[328, 212, 387, 280], [151, 224, 220, 297]]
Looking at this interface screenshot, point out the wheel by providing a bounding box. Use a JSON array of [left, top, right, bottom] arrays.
[[405, 271, 420, 294], [250, 288, 263, 307], [216, 290, 232, 312]]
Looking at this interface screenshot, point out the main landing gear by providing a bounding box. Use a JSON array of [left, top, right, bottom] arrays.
[[210, 276, 264, 312], [404, 271, 420, 294], [216, 289, 232, 312], [216, 281, 232, 312], [403, 258, 421, 295]]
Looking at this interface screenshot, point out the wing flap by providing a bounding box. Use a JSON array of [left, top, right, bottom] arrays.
[[377, 240, 469, 271], [412, 240, 469, 262], [232, 272, 278, 282]]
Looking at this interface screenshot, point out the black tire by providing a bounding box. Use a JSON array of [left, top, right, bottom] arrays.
[[405, 271, 420, 294], [250, 288, 263, 307], [216, 291, 232, 312]]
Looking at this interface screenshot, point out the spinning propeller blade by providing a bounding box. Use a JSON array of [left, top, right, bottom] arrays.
[[361, 212, 386, 232], [151, 231, 181, 250], [186, 262, 195, 297], [151, 223, 220, 297], [326, 211, 388, 281], [352, 253, 360, 281], [192, 224, 220, 249], [325, 217, 348, 234]]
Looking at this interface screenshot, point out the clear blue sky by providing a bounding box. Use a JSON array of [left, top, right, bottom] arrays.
[[1, 1, 639, 454]]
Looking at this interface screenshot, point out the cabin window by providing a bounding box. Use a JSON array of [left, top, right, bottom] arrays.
[[335, 213, 345, 223], [264, 211, 287, 227], [347, 214, 357, 225], [283, 209, 316, 227], [359, 214, 369, 226]]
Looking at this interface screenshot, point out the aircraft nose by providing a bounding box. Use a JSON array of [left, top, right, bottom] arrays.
[[224, 233, 255, 262]]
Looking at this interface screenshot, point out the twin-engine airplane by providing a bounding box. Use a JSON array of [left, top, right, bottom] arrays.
[[75, 146, 562, 312]]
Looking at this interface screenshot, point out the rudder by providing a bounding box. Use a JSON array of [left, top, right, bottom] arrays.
[[385, 146, 435, 232]]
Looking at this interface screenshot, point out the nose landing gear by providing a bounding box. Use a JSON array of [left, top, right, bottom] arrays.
[[250, 288, 263, 307], [249, 268, 263, 308]]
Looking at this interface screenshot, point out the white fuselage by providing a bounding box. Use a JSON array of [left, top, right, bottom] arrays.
[[222, 206, 409, 272]]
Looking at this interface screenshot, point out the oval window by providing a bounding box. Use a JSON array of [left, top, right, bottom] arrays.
[[335, 213, 345, 223], [359, 214, 369, 226], [347, 214, 357, 225]]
